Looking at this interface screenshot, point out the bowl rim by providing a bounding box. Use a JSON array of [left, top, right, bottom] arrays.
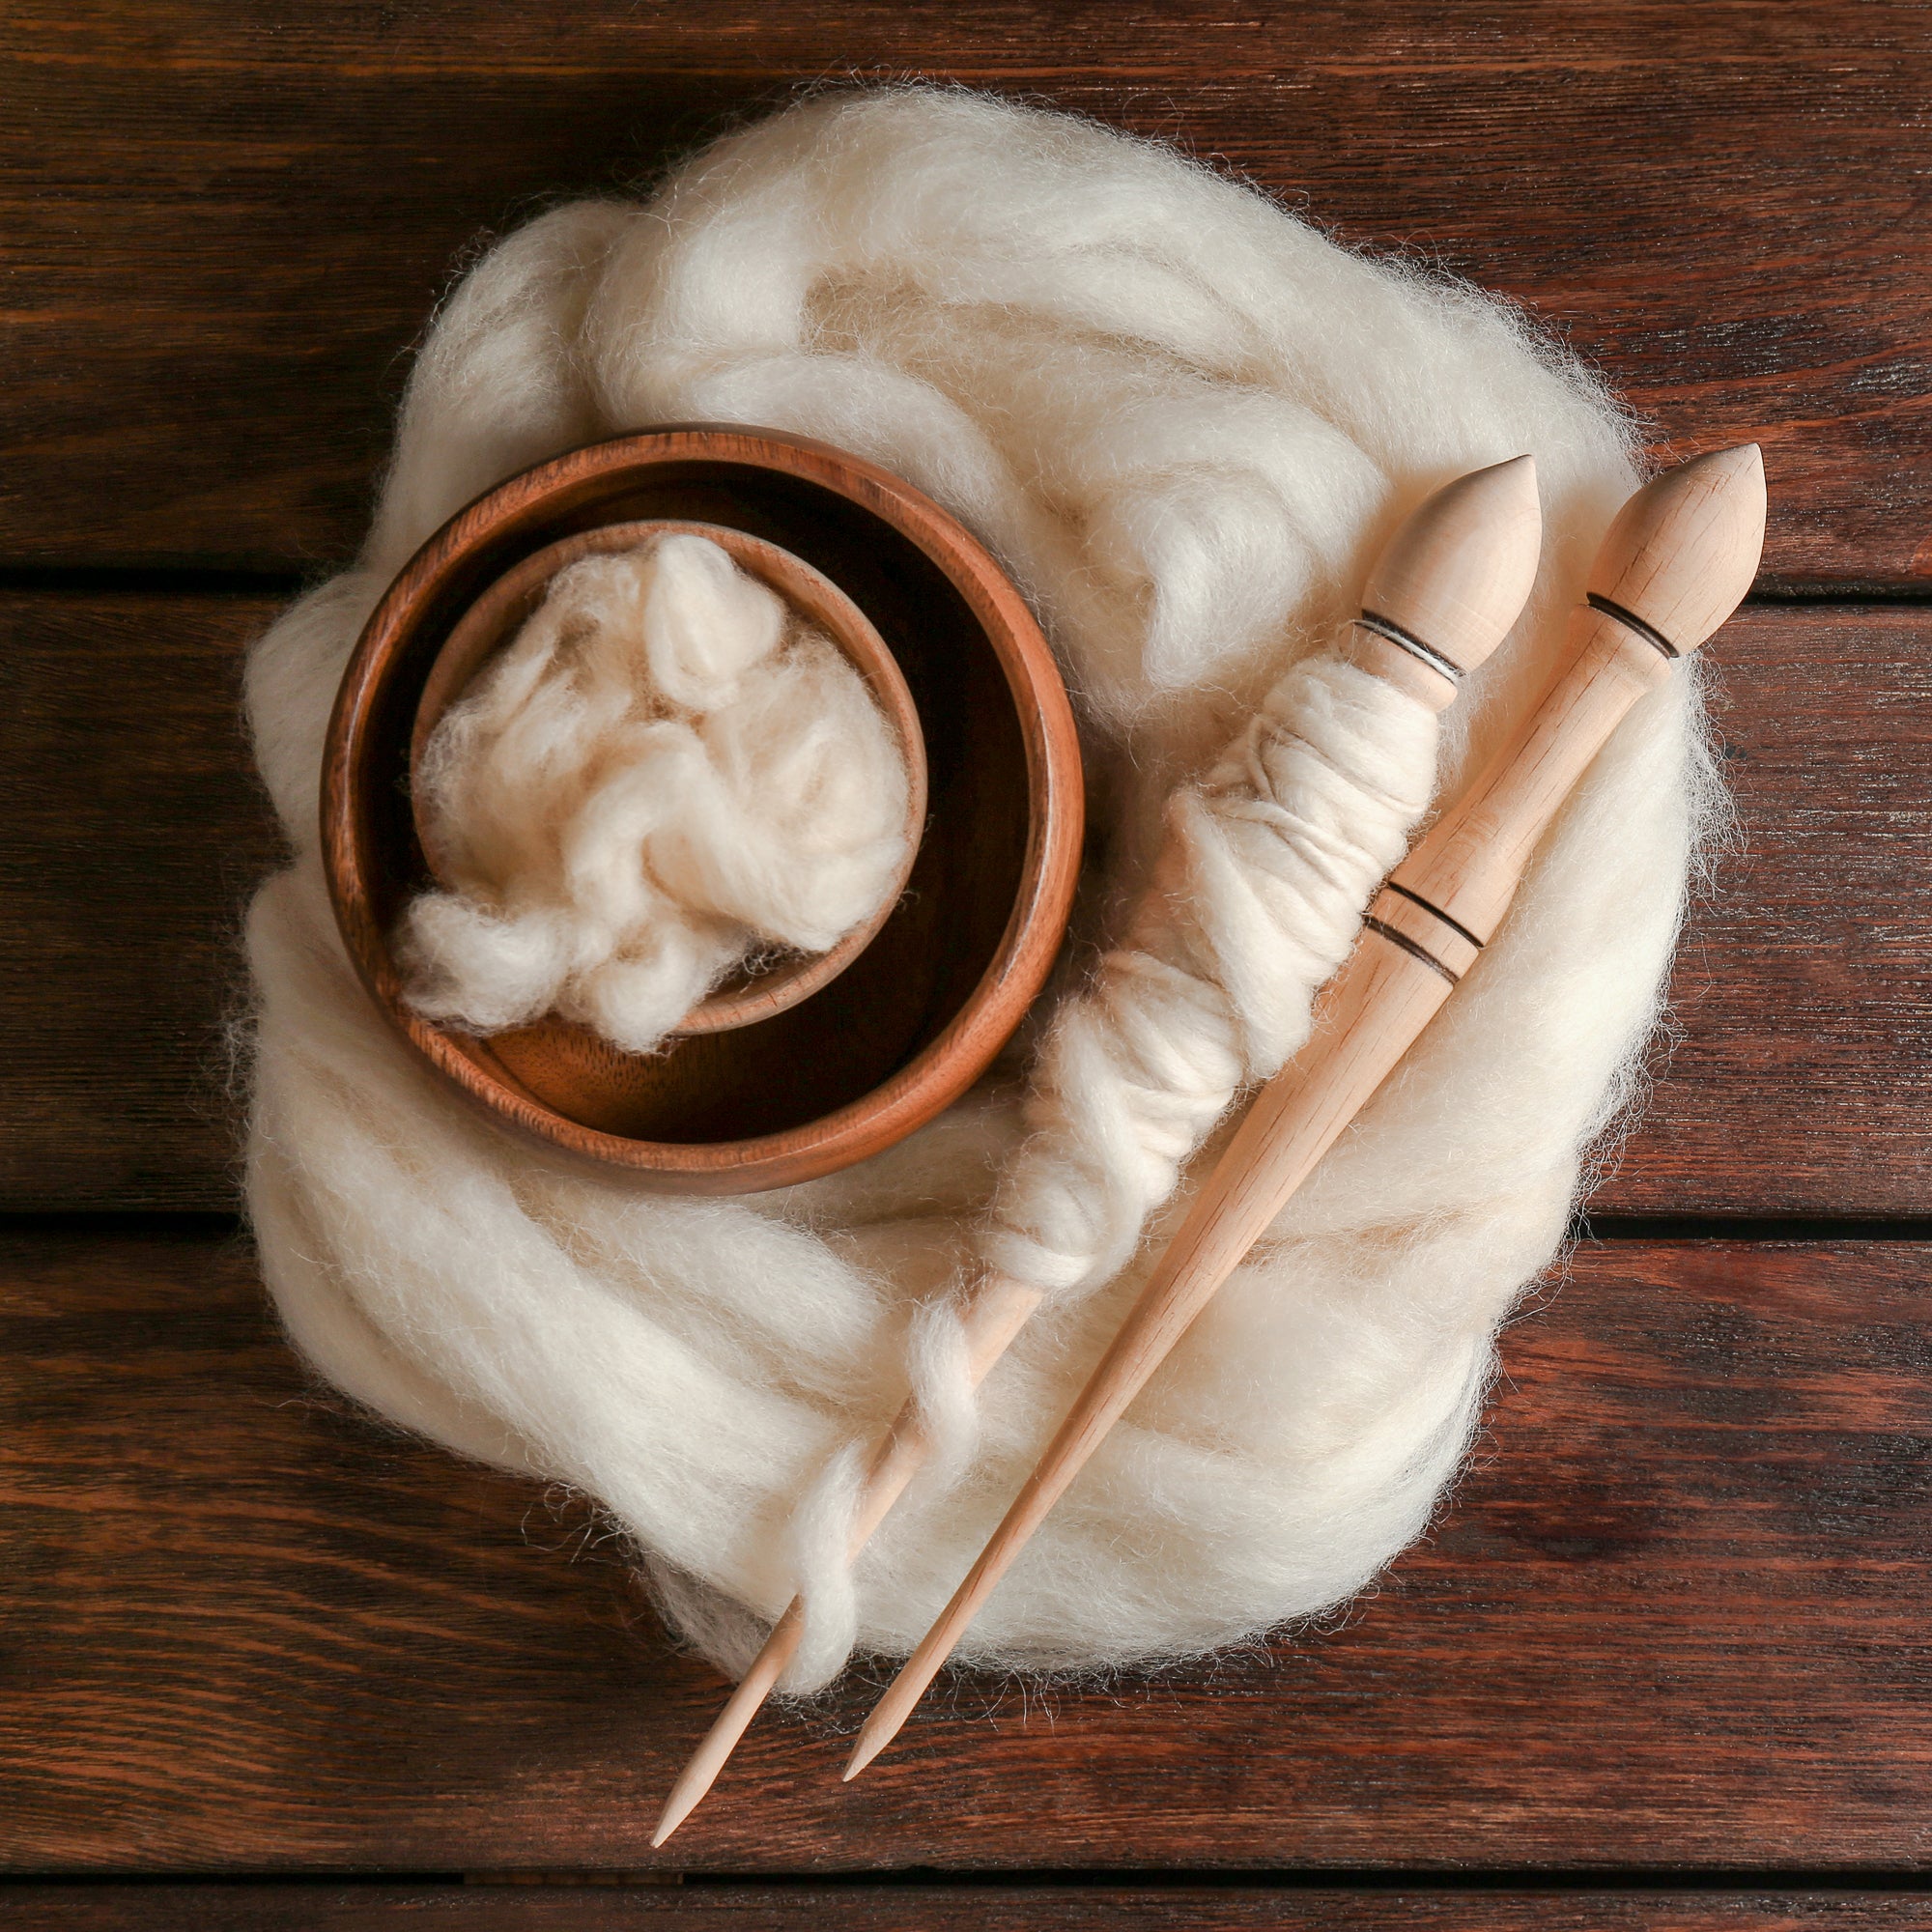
[[405, 516, 930, 1038], [321, 423, 1084, 1192]]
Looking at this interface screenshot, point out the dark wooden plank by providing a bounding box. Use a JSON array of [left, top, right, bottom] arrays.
[[1613, 600, 1932, 1213], [0, 593, 282, 1208], [2, 3, 1928, 581], [1, 596, 1923, 1214], [3, 1227, 1929, 1871], [2, 1882, 1928, 1930]]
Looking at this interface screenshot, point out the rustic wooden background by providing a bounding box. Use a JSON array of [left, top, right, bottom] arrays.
[[3, 3, 1930, 1925]]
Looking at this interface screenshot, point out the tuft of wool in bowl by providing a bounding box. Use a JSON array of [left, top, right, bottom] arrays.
[[241, 86, 1718, 1692], [400, 530, 914, 1055]]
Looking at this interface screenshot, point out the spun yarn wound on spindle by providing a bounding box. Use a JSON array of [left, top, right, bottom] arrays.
[[401, 532, 913, 1056], [241, 86, 1713, 1693], [973, 645, 1438, 1307]]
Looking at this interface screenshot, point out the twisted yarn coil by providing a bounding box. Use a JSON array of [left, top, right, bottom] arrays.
[[242, 87, 1712, 1691]]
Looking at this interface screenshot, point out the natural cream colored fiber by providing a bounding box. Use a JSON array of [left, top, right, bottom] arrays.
[[242, 87, 1714, 1692], [402, 531, 913, 1054]]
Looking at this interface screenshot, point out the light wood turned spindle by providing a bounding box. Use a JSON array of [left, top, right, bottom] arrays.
[[843, 444, 1767, 1781], [650, 454, 1545, 1843]]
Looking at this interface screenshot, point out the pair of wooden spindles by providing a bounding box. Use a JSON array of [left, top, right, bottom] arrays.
[[657, 442, 1768, 1837]]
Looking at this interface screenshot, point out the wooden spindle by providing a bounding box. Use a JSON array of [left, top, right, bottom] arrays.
[[651, 453, 1545, 1841], [843, 445, 1766, 1779]]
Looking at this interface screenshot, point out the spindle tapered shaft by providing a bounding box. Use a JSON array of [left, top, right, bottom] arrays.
[[845, 445, 1766, 1779], [651, 454, 1545, 1842], [650, 1271, 1040, 1845]]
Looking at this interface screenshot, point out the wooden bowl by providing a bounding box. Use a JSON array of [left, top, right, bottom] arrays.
[[409, 519, 929, 1037], [323, 424, 1084, 1194]]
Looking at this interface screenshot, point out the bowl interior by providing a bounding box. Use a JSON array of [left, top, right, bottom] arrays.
[[346, 447, 1038, 1152], [407, 518, 929, 1038]]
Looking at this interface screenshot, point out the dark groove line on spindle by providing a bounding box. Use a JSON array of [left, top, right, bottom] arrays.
[[1588, 591, 1680, 658], [1382, 880, 1486, 952], [1355, 610, 1465, 680], [1363, 915, 1460, 983]]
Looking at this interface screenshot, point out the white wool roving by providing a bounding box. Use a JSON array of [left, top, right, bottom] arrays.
[[401, 531, 912, 1054], [242, 86, 1716, 1692]]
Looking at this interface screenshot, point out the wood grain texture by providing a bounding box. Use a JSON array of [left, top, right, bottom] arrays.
[[2, 3, 1928, 582], [4, 1226, 1930, 1873], [1614, 598, 1932, 1213], [2, 596, 1924, 1214], [0, 591, 283, 1208], [1, 0, 1924, 1911], [3, 1883, 1930, 1931]]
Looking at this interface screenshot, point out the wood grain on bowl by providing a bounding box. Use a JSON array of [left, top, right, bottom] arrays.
[[321, 425, 1084, 1192]]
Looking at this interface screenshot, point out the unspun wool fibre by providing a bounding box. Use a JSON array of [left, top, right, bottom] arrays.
[[401, 531, 913, 1055], [242, 86, 1716, 1692]]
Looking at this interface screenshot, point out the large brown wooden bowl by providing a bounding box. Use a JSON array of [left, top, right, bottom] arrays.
[[322, 424, 1084, 1194]]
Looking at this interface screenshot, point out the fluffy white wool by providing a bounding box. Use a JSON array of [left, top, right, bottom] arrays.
[[242, 87, 1714, 1691], [401, 532, 912, 1054]]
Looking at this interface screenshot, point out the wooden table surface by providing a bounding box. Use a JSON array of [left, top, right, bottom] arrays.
[[4, 4, 1931, 1926]]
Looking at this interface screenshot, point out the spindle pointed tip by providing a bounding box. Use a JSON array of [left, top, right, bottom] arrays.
[[651, 1778, 704, 1847], [843, 1722, 891, 1780], [1362, 453, 1543, 678], [1451, 450, 1542, 534], [1661, 440, 1764, 506], [1706, 440, 1765, 481], [1588, 443, 1768, 655], [1477, 449, 1539, 487]]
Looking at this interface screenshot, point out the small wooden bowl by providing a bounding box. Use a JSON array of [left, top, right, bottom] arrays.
[[409, 519, 929, 1037], [323, 424, 1084, 1194]]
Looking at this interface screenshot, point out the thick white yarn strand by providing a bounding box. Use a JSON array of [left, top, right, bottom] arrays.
[[242, 86, 1713, 1691], [781, 639, 1440, 1681], [400, 532, 911, 1054]]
